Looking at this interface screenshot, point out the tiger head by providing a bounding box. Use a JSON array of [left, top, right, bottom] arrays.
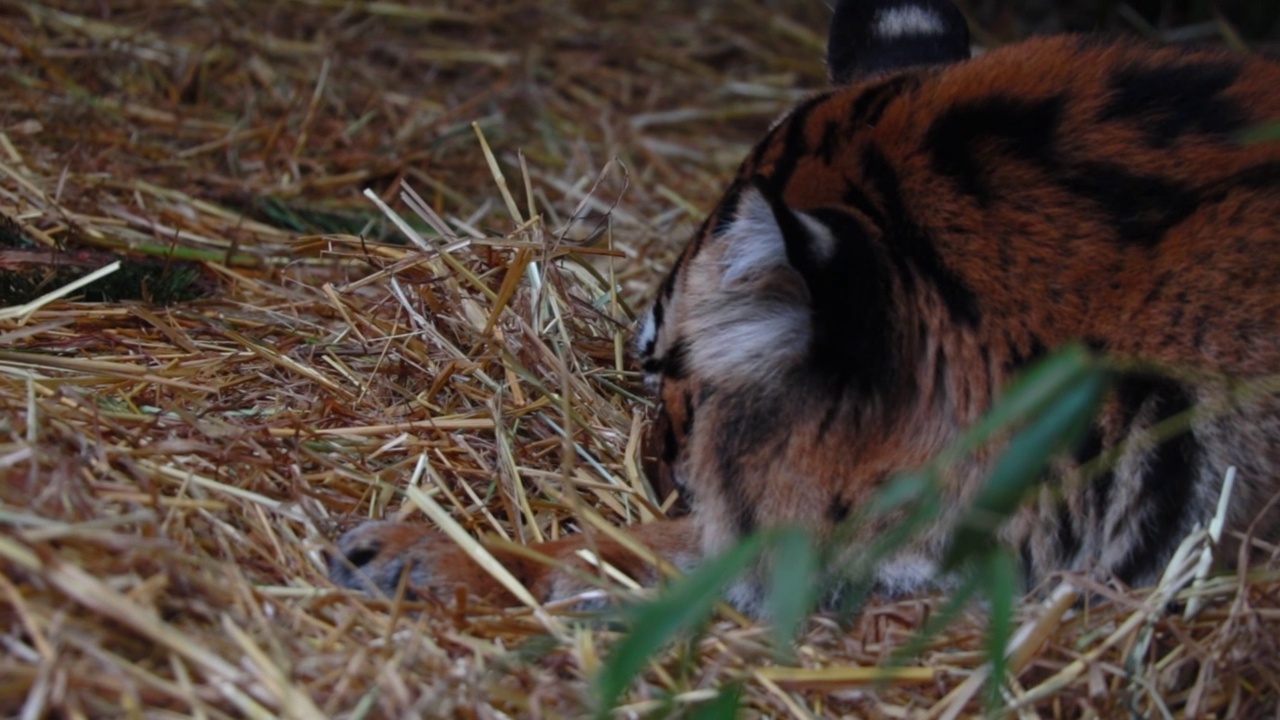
[[636, 0, 972, 568]]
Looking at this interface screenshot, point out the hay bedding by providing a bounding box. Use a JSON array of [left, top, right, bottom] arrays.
[[0, 1, 1277, 717]]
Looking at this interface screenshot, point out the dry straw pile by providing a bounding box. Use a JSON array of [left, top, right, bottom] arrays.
[[1, 1, 1277, 717]]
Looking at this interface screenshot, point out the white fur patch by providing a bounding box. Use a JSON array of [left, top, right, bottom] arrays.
[[874, 6, 946, 40], [874, 553, 940, 596], [690, 186, 826, 383], [689, 305, 811, 384], [798, 213, 837, 263], [720, 187, 837, 281], [720, 187, 788, 285], [725, 578, 765, 617], [636, 304, 658, 356]]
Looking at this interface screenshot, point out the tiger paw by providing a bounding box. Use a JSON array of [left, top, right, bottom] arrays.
[[328, 521, 518, 604], [329, 518, 701, 608]]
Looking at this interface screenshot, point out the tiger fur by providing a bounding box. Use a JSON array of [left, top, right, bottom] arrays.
[[330, 0, 1280, 614]]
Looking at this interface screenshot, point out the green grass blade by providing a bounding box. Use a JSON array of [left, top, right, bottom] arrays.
[[981, 549, 1019, 708], [766, 527, 820, 660], [867, 470, 934, 516], [595, 534, 764, 715], [943, 362, 1108, 568], [1238, 121, 1280, 145], [944, 344, 1095, 461], [688, 682, 743, 720]]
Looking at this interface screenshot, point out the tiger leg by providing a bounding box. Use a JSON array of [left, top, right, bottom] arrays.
[[329, 516, 702, 606]]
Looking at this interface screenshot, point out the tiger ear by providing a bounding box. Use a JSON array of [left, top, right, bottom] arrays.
[[713, 182, 895, 387], [827, 0, 971, 84], [719, 182, 837, 292]]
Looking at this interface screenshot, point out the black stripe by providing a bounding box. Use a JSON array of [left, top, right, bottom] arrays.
[[1100, 60, 1246, 148], [713, 394, 786, 537], [1058, 161, 1199, 247], [1202, 162, 1280, 196], [745, 120, 784, 175], [657, 256, 682, 303], [924, 89, 1214, 247], [817, 119, 843, 166], [681, 389, 697, 439], [862, 144, 981, 326], [763, 91, 836, 195], [1071, 423, 1107, 516], [659, 407, 680, 467], [816, 395, 844, 441], [1003, 335, 1048, 378], [1111, 376, 1201, 584], [840, 180, 887, 229], [1053, 502, 1082, 567], [1020, 540, 1036, 590], [925, 94, 1065, 205], [716, 447, 756, 537], [849, 75, 918, 128], [1089, 467, 1117, 544], [663, 339, 690, 380], [710, 181, 746, 239], [828, 495, 852, 524]]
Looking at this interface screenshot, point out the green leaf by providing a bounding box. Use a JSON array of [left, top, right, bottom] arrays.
[[943, 344, 1095, 462], [688, 683, 743, 720], [943, 360, 1108, 569], [594, 534, 764, 715], [1238, 122, 1280, 145], [867, 470, 935, 516], [981, 550, 1019, 708], [829, 473, 945, 617], [766, 527, 820, 660]]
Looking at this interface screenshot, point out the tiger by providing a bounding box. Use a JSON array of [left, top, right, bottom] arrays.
[[329, 0, 1280, 615]]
